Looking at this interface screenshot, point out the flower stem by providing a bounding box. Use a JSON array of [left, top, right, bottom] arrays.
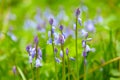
[[31, 63, 34, 80], [84, 59, 86, 80], [61, 44, 65, 80], [79, 57, 120, 79], [51, 27, 58, 80], [75, 16, 79, 80], [67, 55, 70, 80], [35, 43, 39, 80]]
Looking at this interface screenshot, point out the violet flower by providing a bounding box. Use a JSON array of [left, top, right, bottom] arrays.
[[36, 58, 42, 67], [12, 66, 16, 74], [66, 48, 69, 56], [49, 18, 53, 26], [34, 36, 39, 44], [55, 57, 61, 63], [58, 34, 65, 44], [75, 8, 80, 17], [60, 50, 63, 58], [54, 48, 58, 54], [26, 45, 31, 53], [59, 25, 63, 31]]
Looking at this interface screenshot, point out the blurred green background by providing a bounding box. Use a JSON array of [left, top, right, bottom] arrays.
[[0, 0, 120, 80]]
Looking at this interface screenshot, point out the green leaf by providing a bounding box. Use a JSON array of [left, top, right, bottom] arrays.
[[17, 66, 26, 80], [110, 77, 120, 80], [110, 69, 120, 77]]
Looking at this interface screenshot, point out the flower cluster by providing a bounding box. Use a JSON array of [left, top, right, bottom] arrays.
[[26, 36, 42, 68], [82, 30, 95, 64]]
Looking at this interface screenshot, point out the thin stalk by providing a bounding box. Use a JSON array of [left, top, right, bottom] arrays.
[[51, 28, 58, 80], [75, 16, 79, 80], [67, 55, 70, 80], [79, 57, 120, 79], [31, 63, 34, 80], [61, 44, 65, 80], [84, 59, 86, 80], [14, 73, 15, 80], [35, 43, 39, 80]]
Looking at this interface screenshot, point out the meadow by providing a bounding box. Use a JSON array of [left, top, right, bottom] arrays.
[[0, 0, 120, 80]]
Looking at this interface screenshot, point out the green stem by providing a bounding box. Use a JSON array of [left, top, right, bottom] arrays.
[[61, 44, 65, 80], [14, 73, 15, 80], [31, 63, 34, 80], [35, 43, 39, 80], [67, 55, 70, 80], [75, 16, 79, 80], [80, 57, 120, 79], [84, 59, 86, 80], [51, 27, 58, 80]]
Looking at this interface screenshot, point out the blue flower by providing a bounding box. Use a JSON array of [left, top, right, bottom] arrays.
[[38, 48, 42, 60], [66, 48, 69, 56], [29, 55, 32, 63], [82, 40, 86, 48], [60, 50, 63, 58], [55, 57, 61, 63], [75, 8, 80, 17], [26, 45, 31, 53], [35, 58, 42, 68], [58, 34, 65, 44], [30, 48, 36, 58], [59, 25, 63, 31], [34, 36, 38, 44], [49, 18, 53, 26], [70, 57, 75, 61], [12, 66, 16, 74]]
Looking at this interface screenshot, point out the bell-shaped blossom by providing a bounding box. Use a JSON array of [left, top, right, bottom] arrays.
[[29, 56, 32, 63], [35, 58, 42, 68], [55, 57, 61, 63], [60, 50, 63, 58]]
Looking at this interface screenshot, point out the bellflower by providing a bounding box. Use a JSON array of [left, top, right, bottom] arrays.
[[59, 25, 63, 31], [26, 45, 32, 53], [30, 48, 36, 58], [12, 66, 16, 74], [34, 36, 38, 44], [60, 50, 63, 58], [82, 50, 87, 57], [66, 48, 69, 56], [47, 38, 52, 44], [54, 48, 58, 54], [58, 34, 65, 44], [81, 29, 88, 38], [38, 48, 42, 60], [82, 40, 86, 48], [55, 57, 61, 63], [49, 18, 53, 26], [70, 57, 75, 61], [36, 58, 42, 68], [73, 23, 76, 30], [78, 18, 82, 26], [75, 8, 80, 17], [29, 56, 32, 63]]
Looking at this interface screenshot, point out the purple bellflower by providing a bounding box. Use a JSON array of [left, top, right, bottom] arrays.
[[66, 48, 69, 56], [60, 50, 63, 58], [59, 25, 63, 31], [12, 66, 16, 74], [36, 58, 42, 68], [49, 18, 53, 26], [76, 8, 80, 17], [55, 57, 61, 63]]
